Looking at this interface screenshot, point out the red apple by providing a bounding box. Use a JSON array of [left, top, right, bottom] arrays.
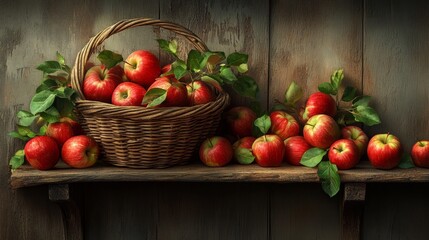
[[225, 106, 257, 138], [111, 82, 147, 106], [328, 139, 360, 170], [341, 125, 368, 156], [46, 122, 75, 148], [302, 92, 337, 122], [124, 50, 161, 88], [367, 133, 402, 169], [186, 80, 216, 106], [61, 135, 99, 168], [411, 140, 429, 168], [283, 136, 311, 166], [83, 65, 123, 103], [252, 134, 285, 167], [160, 63, 174, 78], [60, 117, 84, 135], [270, 110, 300, 140], [199, 136, 233, 167], [24, 136, 59, 170], [303, 114, 340, 149], [147, 77, 188, 107], [232, 137, 256, 165]]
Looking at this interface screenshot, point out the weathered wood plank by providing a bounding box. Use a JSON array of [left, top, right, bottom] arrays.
[[341, 183, 366, 240], [363, 0, 429, 150], [9, 162, 429, 189], [269, 0, 363, 110]]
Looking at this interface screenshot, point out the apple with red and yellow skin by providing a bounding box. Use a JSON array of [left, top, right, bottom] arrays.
[[303, 114, 340, 149], [111, 82, 147, 106], [24, 136, 59, 170], [186, 80, 216, 106], [160, 63, 175, 79], [147, 77, 188, 107], [411, 140, 429, 168], [124, 50, 161, 88], [225, 106, 257, 138], [367, 133, 402, 170], [83, 65, 123, 103], [301, 92, 337, 122], [232, 136, 256, 165], [252, 134, 285, 167], [283, 136, 311, 166], [328, 139, 360, 170], [61, 135, 99, 168], [341, 126, 368, 156], [199, 136, 233, 167], [60, 117, 84, 136], [270, 110, 300, 140], [46, 121, 75, 148]]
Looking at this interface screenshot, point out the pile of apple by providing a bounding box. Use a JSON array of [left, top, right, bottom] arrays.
[[83, 49, 219, 107], [199, 69, 429, 196], [9, 52, 100, 170]]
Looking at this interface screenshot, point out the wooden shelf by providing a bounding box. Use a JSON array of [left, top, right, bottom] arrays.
[[10, 161, 429, 189]]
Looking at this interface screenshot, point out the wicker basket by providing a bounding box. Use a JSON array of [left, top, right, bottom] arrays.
[[70, 18, 230, 168]]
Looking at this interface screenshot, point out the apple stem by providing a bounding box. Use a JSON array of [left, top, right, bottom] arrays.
[[124, 61, 133, 67], [208, 138, 214, 148], [263, 135, 267, 142]]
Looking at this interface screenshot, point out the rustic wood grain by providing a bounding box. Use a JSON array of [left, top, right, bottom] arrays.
[[363, 0, 429, 150], [269, 0, 363, 110], [160, 0, 270, 109], [341, 183, 366, 240], [9, 162, 429, 189]]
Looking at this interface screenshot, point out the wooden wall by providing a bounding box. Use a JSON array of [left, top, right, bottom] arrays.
[[1, 0, 429, 239]]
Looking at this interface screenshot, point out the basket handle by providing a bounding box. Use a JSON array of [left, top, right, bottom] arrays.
[[71, 18, 209, 100]]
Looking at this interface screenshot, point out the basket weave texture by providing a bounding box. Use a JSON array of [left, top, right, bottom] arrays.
[[71, 18, 230, 168]]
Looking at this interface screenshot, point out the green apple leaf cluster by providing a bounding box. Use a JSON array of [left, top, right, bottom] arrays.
[[157, 39, 259, 99], [9, 52, 77, 169]]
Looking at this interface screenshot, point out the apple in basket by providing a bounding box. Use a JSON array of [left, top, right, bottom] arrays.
[[83, 65, 123, 103], [111, 82, 147, 106], [199, 136, 233, 167], [147, 77, 188, 107], [24, 136, 60, 170], [124, 50, 161, 88], [186, 80, 216, 106], [61, 135, 100, 168]]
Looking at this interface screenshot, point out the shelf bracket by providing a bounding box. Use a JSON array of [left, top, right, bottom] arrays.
[[341, 183, 366, 240], [49, 184, 83, 240]]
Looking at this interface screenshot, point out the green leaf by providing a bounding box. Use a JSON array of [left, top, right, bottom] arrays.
[[55, 98, 75, 118], [17, 110, 37, 127], [353, 96, 371, 107], [207, 74, 224, 85], [56, 51, 66, 65], [341, 86, 357, 102], [330, 68, 344, 92], [9, 149, 25, 170], [201, 51, 226, 68], [47, 69, 69, 84], [235, 148, 255, 165], [254, 114, 271, 135], [220, 67, 237, 83], [36, 61, 62, 73], [39, 124, 48, 135], [157, 39, 178, 58], [399, 153, 415, 169], [237, 63, 248, 73], [17, 125, 36, 138], [40, 106, 60, 123], [284, 81, 303, 105], [36, 79, 58, 93], [318, 161, 341, 197], [227, 52, 248, 66], [300, 148, 327, 167], [232, 75, 258, 99], [97, 50, 123, 69], [187, 50, 203, 72], [173, 65, 189, 80], [353, 105, 381, 126], [142, 88, 167, 107], [55, 87, 75, 99], [318, 82, 336, 95], [8, 131, 30, 141], [30, 90, 56, 115]]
